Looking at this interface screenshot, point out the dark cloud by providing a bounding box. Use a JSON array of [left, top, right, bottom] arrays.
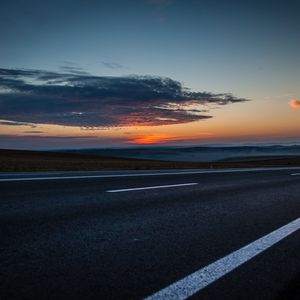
[[0, 67, 248, 128]]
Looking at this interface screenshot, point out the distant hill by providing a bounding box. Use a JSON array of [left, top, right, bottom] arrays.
[[63, 145, 300, 162], [0, 149, 207, 172], [1, 148, 300, 172]]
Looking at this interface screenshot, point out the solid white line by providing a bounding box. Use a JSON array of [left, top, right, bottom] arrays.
[[0, 175, 114, 182], [1, 167, 300, 182], [107, 183, 198, 193], [144, 217, 300, 300]]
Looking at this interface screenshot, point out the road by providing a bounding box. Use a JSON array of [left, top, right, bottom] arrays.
[[1, 167, 300, 299]]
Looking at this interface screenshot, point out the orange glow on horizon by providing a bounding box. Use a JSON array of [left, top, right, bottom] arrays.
[[126, 132, 215, 144], [1, 96, 300, 148], [128, 134, 177, 144]]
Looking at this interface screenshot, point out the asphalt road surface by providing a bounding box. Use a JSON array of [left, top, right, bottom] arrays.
[[1, 167, 300, 300]]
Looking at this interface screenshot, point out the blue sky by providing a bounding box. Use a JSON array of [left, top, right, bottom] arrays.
[[1, 0, 299, 93], [0, 0, 299, 148]]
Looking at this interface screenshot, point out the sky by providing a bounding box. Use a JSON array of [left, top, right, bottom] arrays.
[[0, 0, 299, 149]]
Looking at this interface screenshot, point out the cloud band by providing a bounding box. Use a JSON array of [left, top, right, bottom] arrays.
[[0, 68, 248, 128]]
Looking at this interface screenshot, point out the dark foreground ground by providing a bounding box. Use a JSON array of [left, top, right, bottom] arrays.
[[1, 149, 300, 172], [1, 168, 300, 299]]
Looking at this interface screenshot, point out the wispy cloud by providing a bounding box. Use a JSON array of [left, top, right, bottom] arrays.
[[59, 62, 90, 75], [0, 120, 36, 127], [0, 67, 248, 128], [289, 99, 300, 109], [102, 61, 125, 69], [23, 130, 45, 134], [0, 134, 97, 139], [0, 133, 127, 149]]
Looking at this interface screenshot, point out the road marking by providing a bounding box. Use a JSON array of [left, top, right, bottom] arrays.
[[107, 183, 198, 193], [291, 173, 300, 176], [1, 167, 300, 182], [0, 175, 117, 182], [144, 217, 300, 300]]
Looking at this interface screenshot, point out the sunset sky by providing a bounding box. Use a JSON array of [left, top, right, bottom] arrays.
[[0, 0, 299, 149]]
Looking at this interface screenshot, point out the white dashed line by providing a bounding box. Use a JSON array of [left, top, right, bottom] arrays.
[[144, 217, 300, 300]]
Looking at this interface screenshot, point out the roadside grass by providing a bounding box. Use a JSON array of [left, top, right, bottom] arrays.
[[1, 149, 300, 172]]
